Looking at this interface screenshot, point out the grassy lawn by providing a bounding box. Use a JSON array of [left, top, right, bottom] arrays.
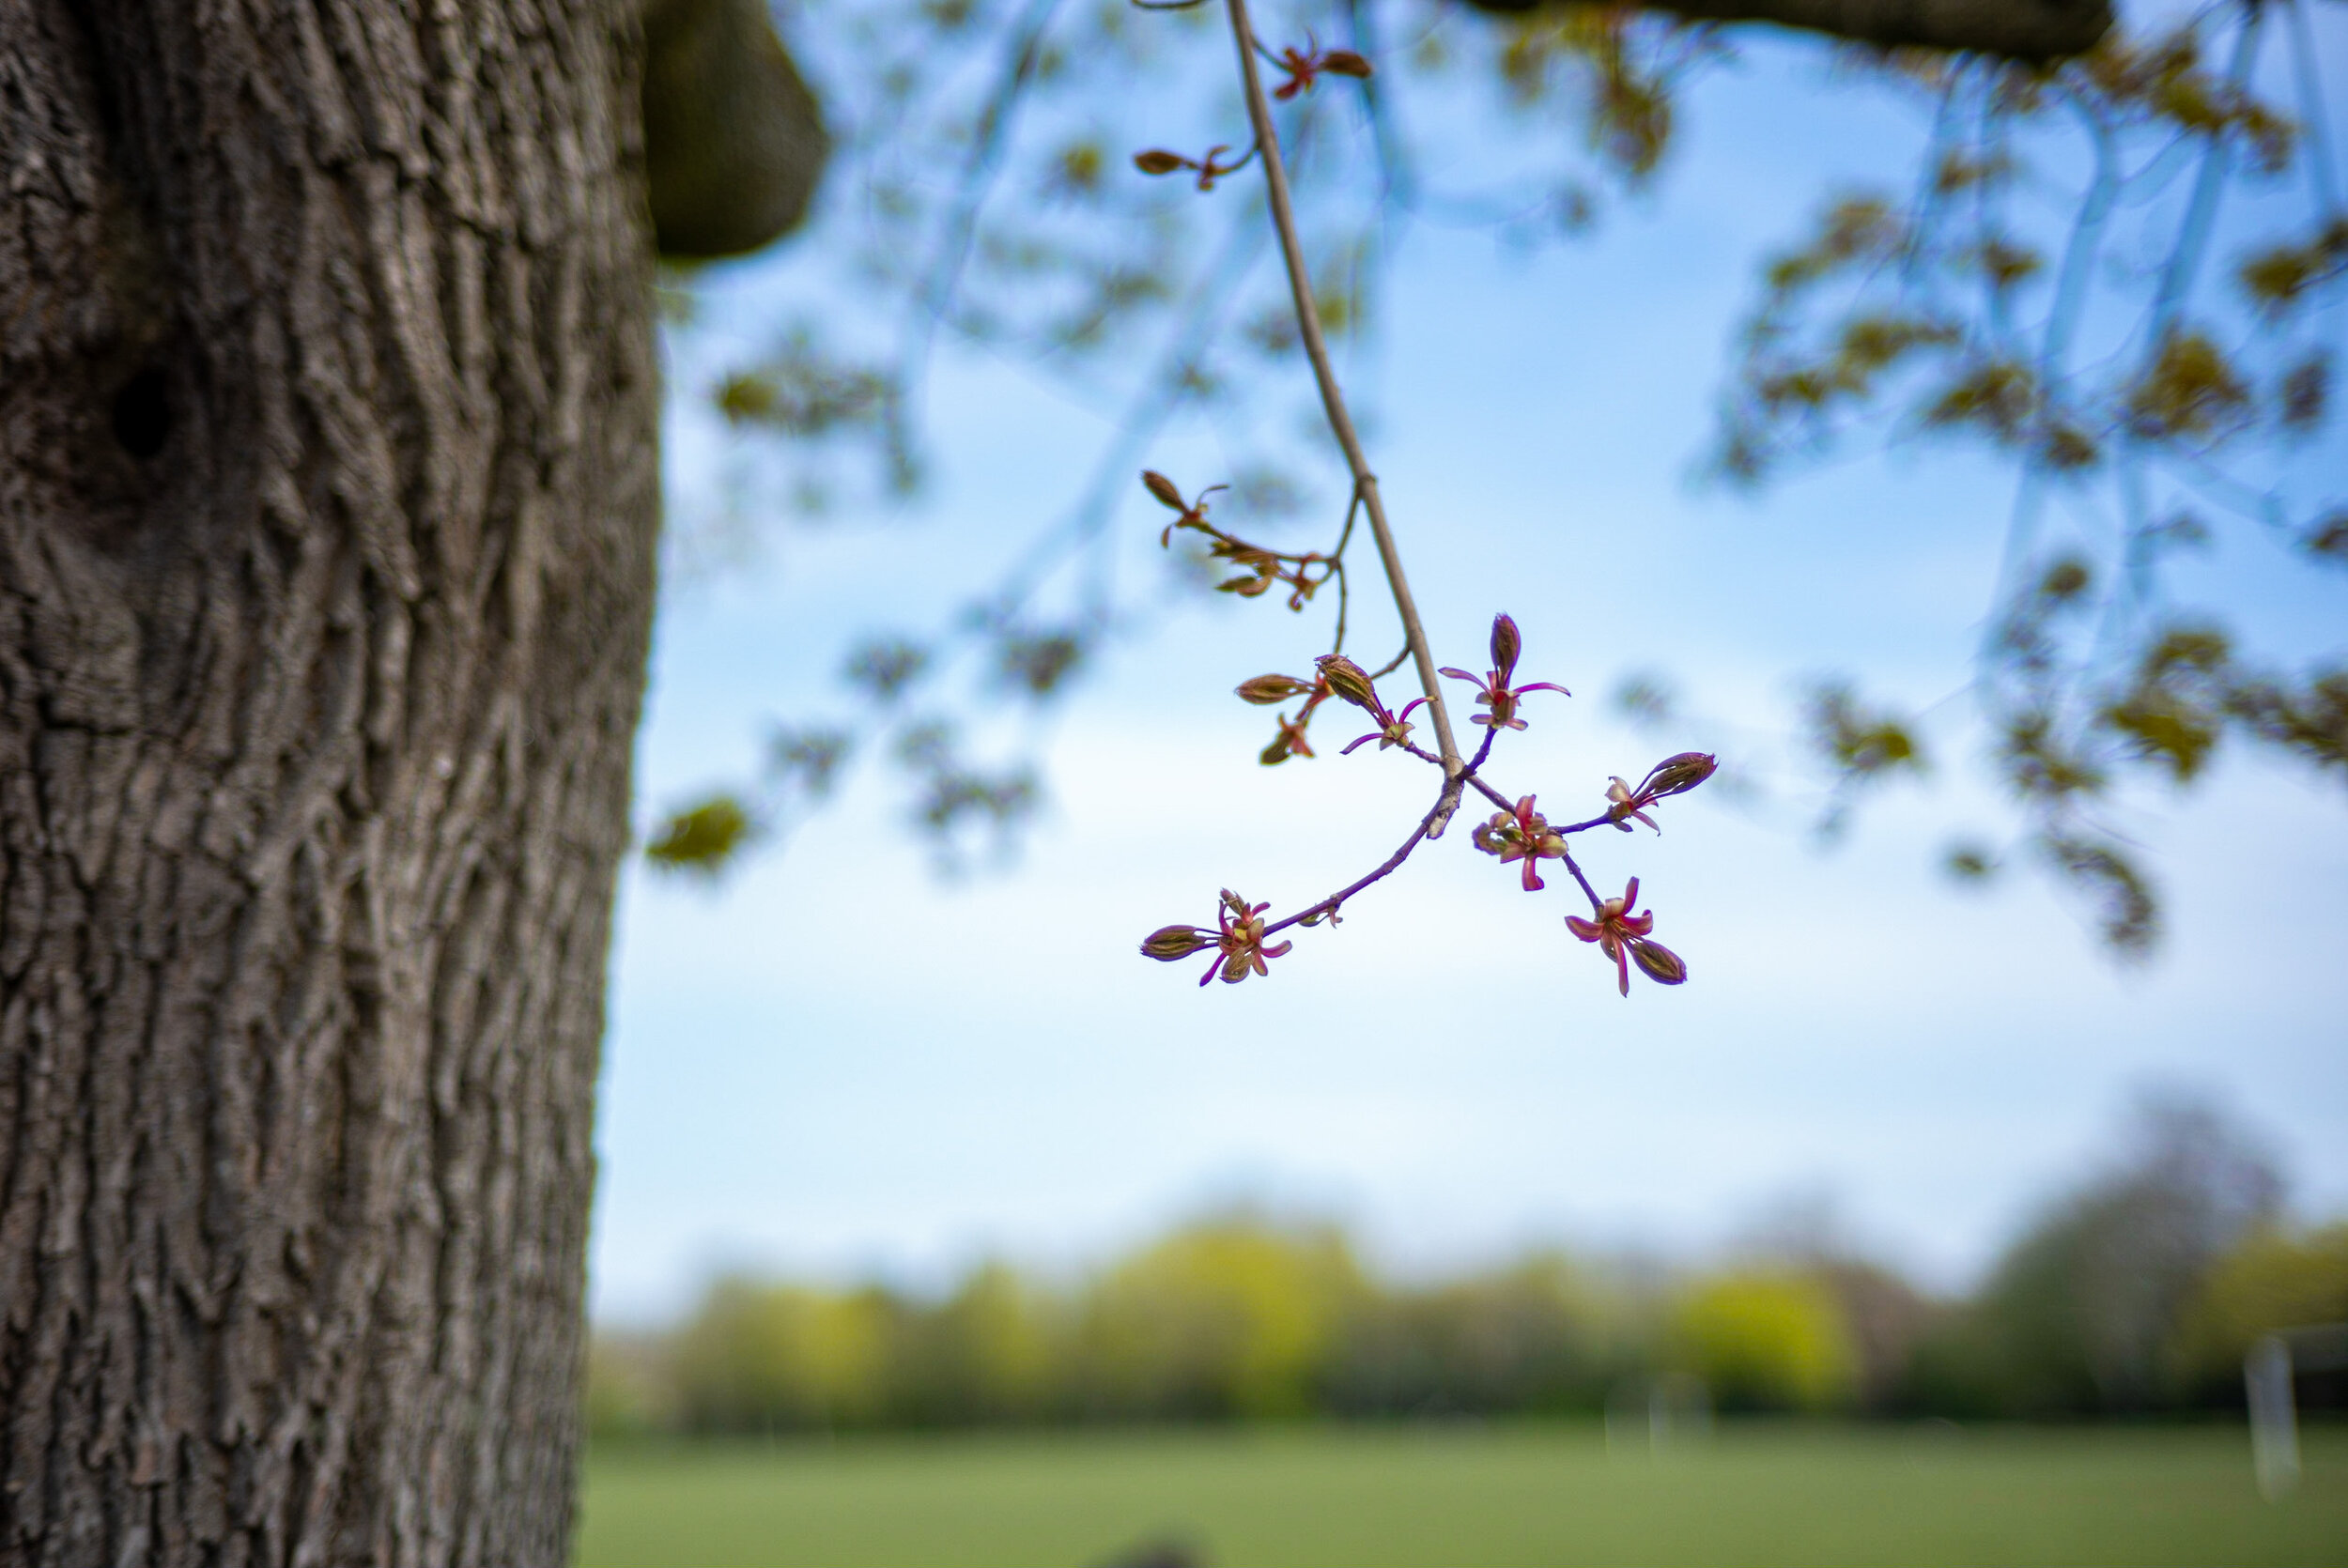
[[577, 1422, 2348, 1567]]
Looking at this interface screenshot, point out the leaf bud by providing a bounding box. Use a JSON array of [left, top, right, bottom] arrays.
[[1313, 653, 1380, 711], [1141, 469, 1187, 509], [1489, 613, 1522, 684], [1134, 150, 1190, 177], [1630, 939, 1688, 986], [1141, 925, 1211, 961], [1236, 674, 1313, 705]]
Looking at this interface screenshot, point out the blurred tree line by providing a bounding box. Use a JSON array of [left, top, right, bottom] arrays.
[[588, 1096, 2348, 1437]]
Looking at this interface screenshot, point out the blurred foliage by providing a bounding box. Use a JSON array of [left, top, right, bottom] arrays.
[[2170, 1222, 2348, 1398], [639, 0, 1757, 883], [1904, 1092, 2286, 1417], [1716, 3, 2347, 952], [1670, 1271, 1856, 1412], [1326, 1253, 1630, 1417], [589, 1097, 2343, 1438], [673, 1280, 898, 1431], [1074, 1221, 1365, 1418], [645, 0, 2342, 972], [645, 794, 759, 874]]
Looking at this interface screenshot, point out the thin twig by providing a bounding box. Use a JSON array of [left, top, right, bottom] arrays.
[[888, 0, 1068, 479], [1221, 0, 1466, 829], [2145, 4, 2266, 343], [1557, 847, 1603, 909], [2285, 0, 2340, 214], [1327, 481, 1365, 653], [1261, 776, 1466, 937]]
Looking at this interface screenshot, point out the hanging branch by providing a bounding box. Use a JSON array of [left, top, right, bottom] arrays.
[[1128, 0, 1721, 997]]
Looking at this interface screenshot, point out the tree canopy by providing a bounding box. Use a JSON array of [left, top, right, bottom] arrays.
[[647, 0, 2344, 961]]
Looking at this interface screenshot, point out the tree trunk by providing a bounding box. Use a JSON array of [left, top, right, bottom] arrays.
[[0, 0, 657, 1560]]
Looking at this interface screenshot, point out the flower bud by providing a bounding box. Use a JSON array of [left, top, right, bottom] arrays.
[[1645, 751, 1720, 799], [1236, 674, 1312, 705], [1259, 731, 1294, 766], [1489, 613, 1522, 684], [1141, 469, 1187, 509], [1313, 653, 1380, 711], [1134, 150, 1190, 177], [1630, 939, 1688, 985], [1141, 925, 1210, 961], [1321, 50, 1373, 78]]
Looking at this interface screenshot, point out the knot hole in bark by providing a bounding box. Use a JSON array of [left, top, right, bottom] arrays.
[[109, 366, 171, 458]]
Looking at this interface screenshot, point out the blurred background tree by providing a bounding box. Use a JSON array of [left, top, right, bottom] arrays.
[[588, 1088, 2347, 1437]]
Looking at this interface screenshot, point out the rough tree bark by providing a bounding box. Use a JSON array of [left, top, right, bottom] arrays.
[[1654, 0, 2110, 60], [1467, 0, 2115, 62], [0, 0, 657, 1560]]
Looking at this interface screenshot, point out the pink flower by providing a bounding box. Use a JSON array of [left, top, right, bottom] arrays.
[[1203, 889, 1292, 986], [1440, 613, 1568, 731], [1564, 877, 1687, 996], [1341, 697, 1427, 755], [1471, 794, 1566, 892]]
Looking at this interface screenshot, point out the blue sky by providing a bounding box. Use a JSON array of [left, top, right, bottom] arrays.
[[587, 9, 2348, 1324]]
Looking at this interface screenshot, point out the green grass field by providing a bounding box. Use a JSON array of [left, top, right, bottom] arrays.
[[579, 1422, 2347, 1567]]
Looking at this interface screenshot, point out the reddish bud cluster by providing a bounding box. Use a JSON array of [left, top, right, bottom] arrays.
[[1138, 890, 1292, 986], [1313, 653, 1378, 709], [1133, 143, 1255, 192], [1146, 594, 1720, 997], [1144, 469, 1333, 610], [1235, 673, 1314, 705], [1305, 653, 1427, 755], [1261, 708, 1318, 764], [1440, 614, 1570, 731], [1270, 42, 1372, 101], [1604, 751, 1721, 833], [1472, 794, 1567, 891], [1565, 877, 1687, 997]]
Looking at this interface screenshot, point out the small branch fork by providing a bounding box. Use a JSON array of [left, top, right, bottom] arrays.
[[1219, 0, 1465, 803], [1129, 0, 1721, 998]]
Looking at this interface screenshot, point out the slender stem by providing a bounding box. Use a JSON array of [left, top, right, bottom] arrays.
[[891, 0, 1067, 481], [1462, 771, 1515, 814], [1327, 482, 1364, 653], [1557, 848, 1603, 911], [1221, 0, 1465, 824], [2286, 0, 2340, 216], [2146, 4, 2265, 344], [1262, 776, 1465, 938]]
